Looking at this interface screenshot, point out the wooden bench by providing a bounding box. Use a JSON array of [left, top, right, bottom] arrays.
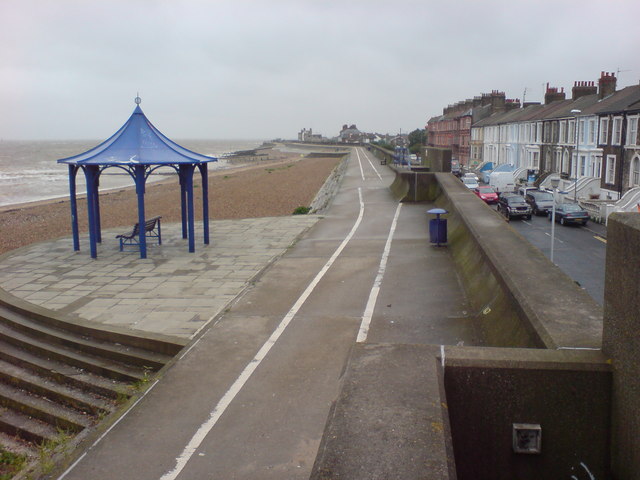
[[116, 216, 162, 251]]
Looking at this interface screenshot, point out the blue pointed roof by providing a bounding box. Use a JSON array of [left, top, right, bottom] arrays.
[[58, 104, 217, 166]]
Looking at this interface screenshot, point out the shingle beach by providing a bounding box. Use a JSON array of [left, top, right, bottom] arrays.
[[0, 146, 342, 255]]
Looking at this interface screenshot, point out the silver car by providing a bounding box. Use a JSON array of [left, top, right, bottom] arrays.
[[525, 190, 555, 216]]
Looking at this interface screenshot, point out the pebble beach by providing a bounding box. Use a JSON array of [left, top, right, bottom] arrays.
[[0, 146, 343, 256]]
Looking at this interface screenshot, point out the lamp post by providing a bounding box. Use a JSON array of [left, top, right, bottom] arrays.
[[550, 176, 560, 263], [571, 109, 581, 202]]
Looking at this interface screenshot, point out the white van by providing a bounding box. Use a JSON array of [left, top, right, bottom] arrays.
[[489, 171, 516, 194]]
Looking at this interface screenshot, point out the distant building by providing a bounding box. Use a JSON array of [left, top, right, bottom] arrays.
[[298, 128, 324, 142], [339, 124, 364, 143], [427, 91, 520, 168]]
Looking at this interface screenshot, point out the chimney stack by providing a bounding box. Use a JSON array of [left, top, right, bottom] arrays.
[[545, 83, 566, 104], [490, 90, 506, 112], [572, 80, 597, 100], [598, 71, 617, 99], [505, 98, 521, 111]]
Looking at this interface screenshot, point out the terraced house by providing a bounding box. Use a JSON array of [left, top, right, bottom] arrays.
[[432, 71, 640, 220]]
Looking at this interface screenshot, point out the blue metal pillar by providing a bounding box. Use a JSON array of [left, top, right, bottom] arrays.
[[94, 172, 102, 243], [68, 165, 80, 251], [199, 164, 210, 245], [185, 165, 196, 253], [83, 166, 99, 259], [179, 167, 188, 239], [134, 165, 147, 259]]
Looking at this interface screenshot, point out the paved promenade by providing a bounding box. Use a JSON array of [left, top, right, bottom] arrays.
[[1, 147, 471, 479], [0, 216, 318, 339]]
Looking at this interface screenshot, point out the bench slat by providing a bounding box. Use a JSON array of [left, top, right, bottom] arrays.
[[116, 216, 162, 251]]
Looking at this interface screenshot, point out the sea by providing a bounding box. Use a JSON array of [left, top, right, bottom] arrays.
[[0, 139, 265, 208]]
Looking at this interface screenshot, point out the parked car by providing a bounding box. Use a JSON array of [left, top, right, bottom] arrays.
[[474, 185, 499, 204], [524, 190, 555, 215], [463, 172, 479, 182], [548, 203, 589, 226], [462, 177, 479, 190], [451, 159, 461, 177], [517, 186, 538, 196], [497, 194, 532, 221]]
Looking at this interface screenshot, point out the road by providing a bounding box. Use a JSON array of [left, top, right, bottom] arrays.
[[504, 209, 607, 305], [58, 147, 473, 480]]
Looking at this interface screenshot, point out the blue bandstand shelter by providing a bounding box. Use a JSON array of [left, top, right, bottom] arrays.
[[57, 98, 217, 259]]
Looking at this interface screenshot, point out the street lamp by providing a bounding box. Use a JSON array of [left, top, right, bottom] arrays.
[[571, 109, 581, 202], [550, 175, 560, 263]]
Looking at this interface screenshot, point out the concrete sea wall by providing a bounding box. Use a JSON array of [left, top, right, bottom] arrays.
[[391, 168, 603, 349], [602, 213, 640, 480], [314, 166, 638, 479]]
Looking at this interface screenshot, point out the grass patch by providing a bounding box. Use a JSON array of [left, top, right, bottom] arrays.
[[38, 429, 73, 476], [265, 164, 295, 174], [0, 449, 27, 480], [292, 206, 311, 215]]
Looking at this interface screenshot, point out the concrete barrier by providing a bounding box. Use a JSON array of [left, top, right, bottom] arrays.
[[602, 213, 640, 479], [311, 166, 619, 479], [309, 152, 350, 214], [444, 347, 611, 480], [391, 167, 603, 349]]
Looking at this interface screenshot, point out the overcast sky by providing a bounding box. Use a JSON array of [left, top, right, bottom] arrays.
[[1, 0, 639, 141]]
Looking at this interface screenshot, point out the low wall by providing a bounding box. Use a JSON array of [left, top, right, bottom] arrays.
[[312, 167, 614, 479], [309, 152, 350, 213], [367, 143, 394, 165], [602, 213, 640, 479], [391, 168, 603, 349], [444, 347, 611, 480]]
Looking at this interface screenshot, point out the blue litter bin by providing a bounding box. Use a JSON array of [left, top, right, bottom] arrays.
[[427, 208, 448, 246]]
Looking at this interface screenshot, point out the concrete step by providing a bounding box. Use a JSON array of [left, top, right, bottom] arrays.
[[0, 430, 38, 459], [0, 382, 93, 434], [0, 340, 130, 400], [0, 358, 115, 416], [0, 408, 62, 445], [0, 305, 172, 370], [0, 322, 147, 383]]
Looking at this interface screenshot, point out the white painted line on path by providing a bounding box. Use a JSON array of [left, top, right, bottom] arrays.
[[544, 232, 565, 243], [359, 147, 383, 181], [356, 202, 402, 343], [57, 380, 161, 479], [355, 148, 365, 181], [159, 188, 366, 480]]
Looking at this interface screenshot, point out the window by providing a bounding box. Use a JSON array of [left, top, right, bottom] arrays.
[[568, 120, 576, 144], [536, 122, 543, 143], [579, 155, 587, 177], [592, 155, 602, 178], [544, 123, 551, 143], [627, 116, 639, 146], [588, 119, 596, 145], [559, 121, 567, 143], [578, 119, 585, 144], [562, 150, 569, 173], [631, 156, 640, 187], [612, 117, 623, 145], [554, 150, 562, 172], [599, 118, 609, 144], [606, 155, 616, 184]]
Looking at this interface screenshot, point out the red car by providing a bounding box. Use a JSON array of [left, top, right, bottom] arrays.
[[474, 185, 498, 204]]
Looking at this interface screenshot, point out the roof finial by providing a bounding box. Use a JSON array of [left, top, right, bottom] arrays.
[[135, 93, 141, 105]]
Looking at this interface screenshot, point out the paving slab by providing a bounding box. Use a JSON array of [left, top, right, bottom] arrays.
[[0, 216, 318, 340]]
